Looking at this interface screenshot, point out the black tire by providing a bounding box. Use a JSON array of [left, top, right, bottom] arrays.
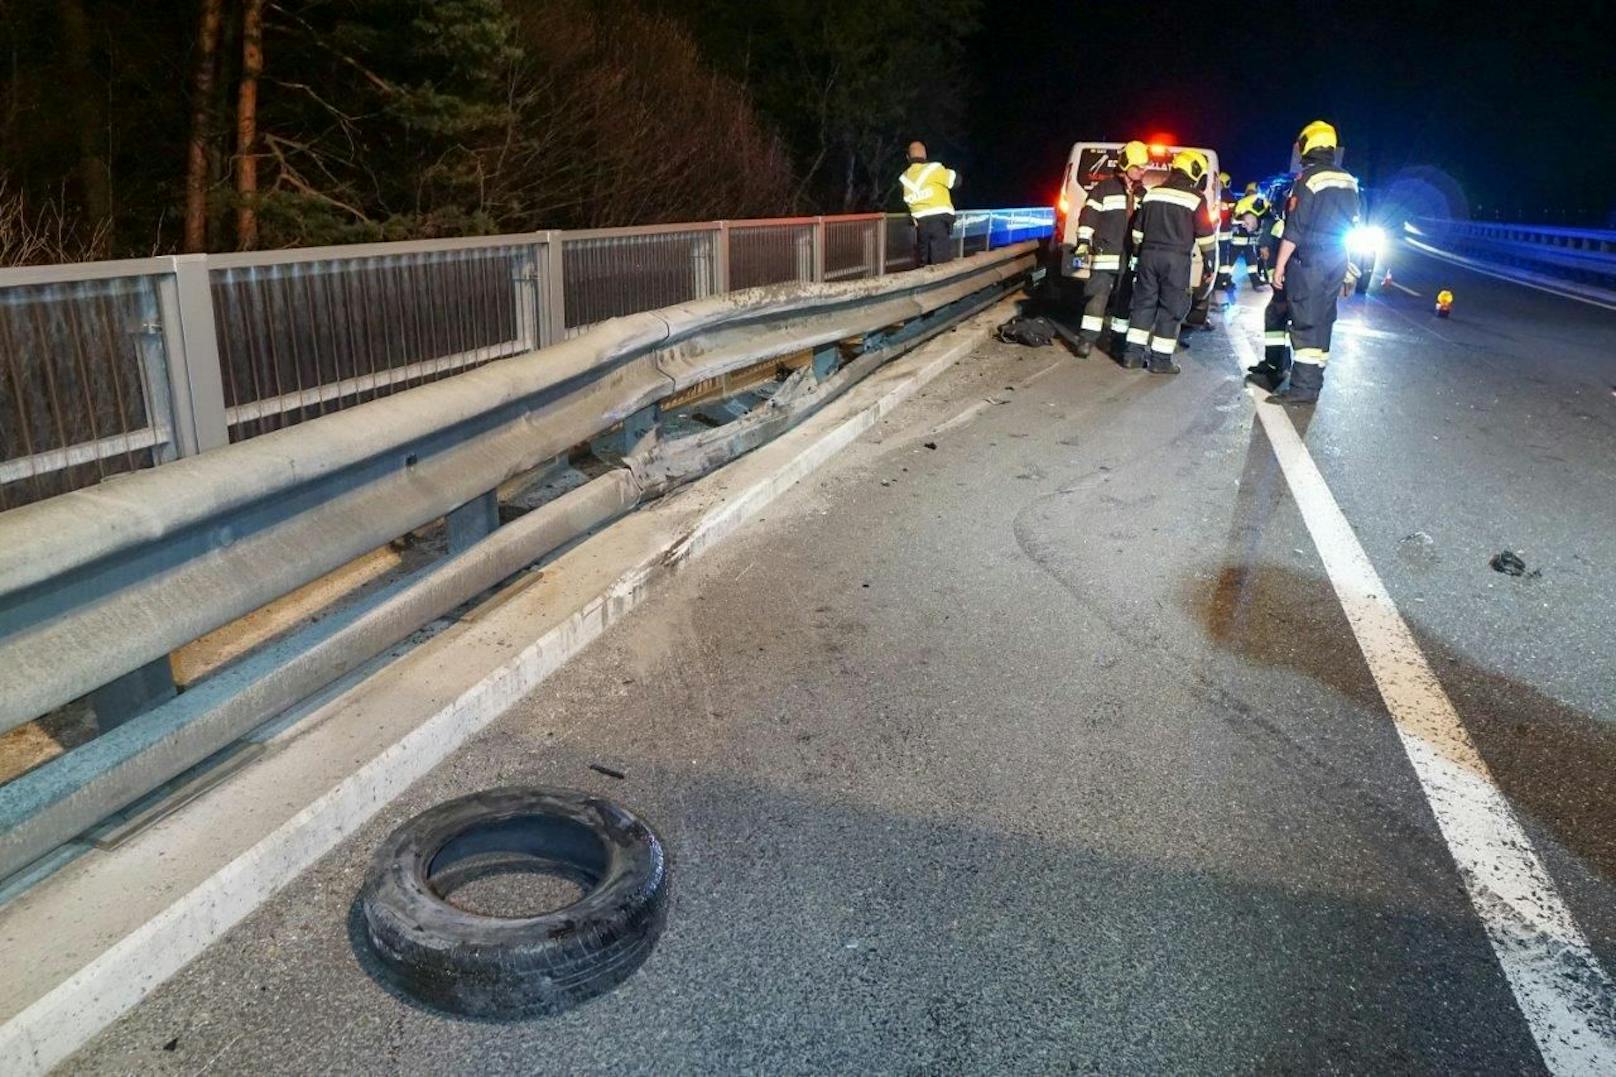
[[360, 787, 669, 1018]]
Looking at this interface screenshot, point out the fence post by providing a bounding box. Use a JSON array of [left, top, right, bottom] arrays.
[[715, 221, 732, 294], [156, 254, 229, 456], [513, 238, 542, 352], [541, 230, 566, 346], [813, 216, 827, 283], [866, 219, 883, 278]]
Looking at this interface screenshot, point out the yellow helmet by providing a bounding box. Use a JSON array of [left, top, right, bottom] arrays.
[[1244, 181, 1258, 195], [1234, 194, 1268, 218], [1297, 120, 1338, 156], [1217, 171, 1231, 186], [1118, 140, 1150, 171], [1171, 149, 1208, 182]]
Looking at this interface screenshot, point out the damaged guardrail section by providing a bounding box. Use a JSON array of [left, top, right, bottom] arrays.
[[0, 243, 1036, 880]]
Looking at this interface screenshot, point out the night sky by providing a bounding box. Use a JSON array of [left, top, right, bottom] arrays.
[[959, 0, 1616, 225]]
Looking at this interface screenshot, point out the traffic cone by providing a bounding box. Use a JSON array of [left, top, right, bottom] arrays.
[[1435, 289, 1453, 318], [1381, 269, 1394, 288]]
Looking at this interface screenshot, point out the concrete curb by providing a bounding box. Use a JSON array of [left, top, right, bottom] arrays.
[[0, 302, 1009, 1077]]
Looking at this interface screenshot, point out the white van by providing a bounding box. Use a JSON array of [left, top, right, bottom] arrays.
[[1050, 141, 1224, 297]]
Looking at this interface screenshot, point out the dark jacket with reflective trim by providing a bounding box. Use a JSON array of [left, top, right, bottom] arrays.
[[1130, 171, 1217, 256], [1285, 152, 1360, 256], [1076, 175, 1138, 267]]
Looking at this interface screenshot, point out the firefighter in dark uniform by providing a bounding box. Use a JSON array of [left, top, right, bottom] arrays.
[[1269, 120, 1360, 403], [1247, 180, 1294, 389], [1122, 149, 1217, 374], [1215, 172, 1237, 290], [1073, 140, 1148, 358], [1232, 193, 1270, 288]]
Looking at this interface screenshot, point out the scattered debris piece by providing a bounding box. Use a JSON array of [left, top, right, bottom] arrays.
[[1403, 531, 1435, 546], [923, 441, 938, 450], [994, 315, 1056, 347], [1488, 550, 1540, 578], [861, 582, 871, 589], [162, 1038, 179, 1052], [588, 763, 627, 780]]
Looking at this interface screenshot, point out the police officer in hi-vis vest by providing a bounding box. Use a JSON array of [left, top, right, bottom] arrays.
[[900, 141, 961, 267]]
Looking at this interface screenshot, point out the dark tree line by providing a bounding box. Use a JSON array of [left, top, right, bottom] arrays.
[[0, 0, 980, 264]]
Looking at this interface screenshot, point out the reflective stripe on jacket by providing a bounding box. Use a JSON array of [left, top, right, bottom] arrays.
[[900, 161, 958, 218]]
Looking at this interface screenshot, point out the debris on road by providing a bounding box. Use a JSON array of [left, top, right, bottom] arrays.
[[1489, 550, 1540, 578], [1399, 531, 1439, 567], [994, 315, 1056, 347], [923, 441, 938, 450], [359, 788, 668, 1018], [589, 763, 627, 780]]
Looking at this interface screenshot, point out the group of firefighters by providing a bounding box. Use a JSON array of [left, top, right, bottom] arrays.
[[898, 121, 1362, 404]]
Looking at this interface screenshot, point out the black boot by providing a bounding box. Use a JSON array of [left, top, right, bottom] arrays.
[[1075, 337, 1093, 358], [1120, 347, 1145, 369], [1147, 353, 1181, 375], [1272, 361, 1322, 404], [1245, 362, 1284, 391]]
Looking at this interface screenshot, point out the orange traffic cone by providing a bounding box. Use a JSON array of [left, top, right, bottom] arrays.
[[1381, 269, 1394, 288]]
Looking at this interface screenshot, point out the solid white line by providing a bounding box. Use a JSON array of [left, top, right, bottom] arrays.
[[1403, 237, 1616, 313], [1228, 323, 1616, 1074], [1385, 279, 1422, 298]]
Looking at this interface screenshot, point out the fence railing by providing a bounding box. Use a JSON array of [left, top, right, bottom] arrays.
[[1404, 218, 1616, 293], [0, 209, 1052, 511]]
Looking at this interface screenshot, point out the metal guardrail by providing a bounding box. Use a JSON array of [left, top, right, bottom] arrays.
[[1, 209, 1054, 511], [1405, 218, 1616, 289], [0, 241, 1041, 880]]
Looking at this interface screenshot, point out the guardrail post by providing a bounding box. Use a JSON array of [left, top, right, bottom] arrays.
[[446, 490, 500, 554], [541, 230, 566, 346], [715, 221, 732, 294], [867, 219, 883, 278], [156, 255, 229, 456], [89, 655, 176, 731], [813, 217, 827, 283]]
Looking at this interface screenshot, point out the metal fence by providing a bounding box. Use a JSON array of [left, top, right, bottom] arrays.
[[1405, 218, 1616, 290], [1, 208, 1052, 510]]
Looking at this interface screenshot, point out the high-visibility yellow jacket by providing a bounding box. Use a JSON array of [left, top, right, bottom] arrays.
[[900, 161, 958, 218]]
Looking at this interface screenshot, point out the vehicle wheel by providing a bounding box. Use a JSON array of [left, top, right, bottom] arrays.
[[360, 787, 669, 1018]]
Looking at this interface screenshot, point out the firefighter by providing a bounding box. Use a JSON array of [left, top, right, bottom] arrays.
[[1122, 149, 1217, 374], [1072, 140, 1149, 357], [1269, 120, 1360, 403], [899, 141, 961, 267], [1233, 192, 1270, 288], [1215, 172, 1237, 290], [1247, 181, 1293, 389]]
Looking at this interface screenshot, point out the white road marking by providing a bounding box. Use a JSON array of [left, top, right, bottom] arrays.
[[1228, 324, 1616, 1074], [1385, 279, 1422, 298], [929, 359, 1063, 436]]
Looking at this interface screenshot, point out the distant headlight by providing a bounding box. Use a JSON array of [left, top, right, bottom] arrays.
[[1347, 225, 1385, 257]]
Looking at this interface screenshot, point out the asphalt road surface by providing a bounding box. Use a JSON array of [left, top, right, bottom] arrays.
[[66, 243, 1616, 1074]]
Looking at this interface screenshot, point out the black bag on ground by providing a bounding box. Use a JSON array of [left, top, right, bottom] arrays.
[[995, 315, 1056, 347]]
